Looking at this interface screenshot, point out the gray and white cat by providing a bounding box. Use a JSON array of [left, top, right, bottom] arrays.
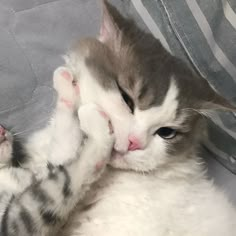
[[59, 1, 236, 236], [0, 65, 115, 236], [1, 0, 236, 236]]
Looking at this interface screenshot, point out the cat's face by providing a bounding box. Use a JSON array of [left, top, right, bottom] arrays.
[[72, 1, 236, 173], [94, 1, 236, 172], [107, 45, 205, 171]]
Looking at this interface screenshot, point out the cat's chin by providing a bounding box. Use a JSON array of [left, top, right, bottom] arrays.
[[109, 150, 143, 171], [109, 150, 155, 173]]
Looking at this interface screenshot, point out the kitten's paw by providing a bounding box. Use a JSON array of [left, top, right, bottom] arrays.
[[78, 103, 114, 142], [53, 67, 79, 109], [0, 125, 12, 164], [78, 105, 114, 182]]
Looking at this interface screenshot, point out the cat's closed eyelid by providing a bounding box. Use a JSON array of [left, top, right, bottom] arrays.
[[117, 83, 135, 113]]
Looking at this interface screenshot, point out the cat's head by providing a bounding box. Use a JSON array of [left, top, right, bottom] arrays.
[[96, 0, 236, 172]]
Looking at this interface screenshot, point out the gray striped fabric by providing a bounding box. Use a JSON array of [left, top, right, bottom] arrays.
[[116, 0, 236, 173]]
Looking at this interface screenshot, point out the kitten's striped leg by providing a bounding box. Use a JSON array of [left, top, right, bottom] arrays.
[[0, 104, 114, 236]]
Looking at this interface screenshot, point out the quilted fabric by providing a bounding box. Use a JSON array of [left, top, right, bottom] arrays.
[[0, 0, 101, 135]]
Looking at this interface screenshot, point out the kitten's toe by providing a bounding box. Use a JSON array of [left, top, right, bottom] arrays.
[[53, 67, 79, 109], [54, 66, 73, 82]]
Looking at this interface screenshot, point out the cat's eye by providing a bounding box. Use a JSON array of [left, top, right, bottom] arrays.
[[155, 127, 177, 139], [121, 91, 134, 113], [117, 83, 134, 113]]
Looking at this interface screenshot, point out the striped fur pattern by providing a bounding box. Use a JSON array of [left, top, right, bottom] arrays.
[[0, 67, 114, 236]]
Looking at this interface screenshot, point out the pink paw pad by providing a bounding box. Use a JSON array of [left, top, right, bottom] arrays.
[[61, 70, 73, 82], [99, 111, 109, 119], [60, 98, 74, 109]]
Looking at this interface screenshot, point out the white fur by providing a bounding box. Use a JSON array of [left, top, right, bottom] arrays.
[[63, 162, 236, 236], [60, 77, 236, 236], [65, 52, 133, 153], [24, 67, 83, 177]]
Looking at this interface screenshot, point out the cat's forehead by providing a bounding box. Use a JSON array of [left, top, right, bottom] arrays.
[[134, 79, 182, 127], [116, 39, 201, 114], [118, 52, 200, 127], [135, 78, 196, 132]]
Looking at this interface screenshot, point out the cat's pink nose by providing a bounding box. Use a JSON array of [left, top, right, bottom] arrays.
[[128, 135, 141, 151], [0, 126, 5, 136]]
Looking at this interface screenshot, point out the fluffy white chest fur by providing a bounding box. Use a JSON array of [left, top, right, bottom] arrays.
[[63, 162, 236, 236]]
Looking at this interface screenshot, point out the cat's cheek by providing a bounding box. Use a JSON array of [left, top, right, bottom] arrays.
[[149, 137, 170, 165]]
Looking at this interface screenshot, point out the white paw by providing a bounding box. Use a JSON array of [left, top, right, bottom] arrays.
[[78, 103, 113, 142], [53, 66, 79, 109], [77, 105, 114, 183]]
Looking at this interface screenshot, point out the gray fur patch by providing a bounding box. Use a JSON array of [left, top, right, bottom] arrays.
[[30, 184, 54, 205], [19, 206, 36, 234], [40, 210, 61, 226], [72, 38, 118, 90], [58, 166, 72, 198]]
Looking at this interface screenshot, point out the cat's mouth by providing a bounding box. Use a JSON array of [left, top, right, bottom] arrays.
[[111, 147, 142, 160], [110, 149, 142, 171]]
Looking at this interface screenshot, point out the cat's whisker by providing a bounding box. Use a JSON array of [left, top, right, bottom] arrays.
[[12, 128, 33, 137]]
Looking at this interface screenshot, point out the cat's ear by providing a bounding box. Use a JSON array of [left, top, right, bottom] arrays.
[[98, 0, 123, 44], [199, 79, 236, 113]]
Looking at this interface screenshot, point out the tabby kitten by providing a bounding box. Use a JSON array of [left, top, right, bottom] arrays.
[[0, 66, 114, 236], [60, 1, 236, 236]]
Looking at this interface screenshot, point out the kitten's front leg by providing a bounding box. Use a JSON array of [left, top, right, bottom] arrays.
[[47, 67, 81, 165], [0, 104, 114, 236], [25, 66, 81, 172], [73, 103, 114, 185]]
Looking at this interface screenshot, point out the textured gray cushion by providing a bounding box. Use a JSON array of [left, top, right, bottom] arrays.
[[0, 0, 235, 204], [0, 0, 101, 135]]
